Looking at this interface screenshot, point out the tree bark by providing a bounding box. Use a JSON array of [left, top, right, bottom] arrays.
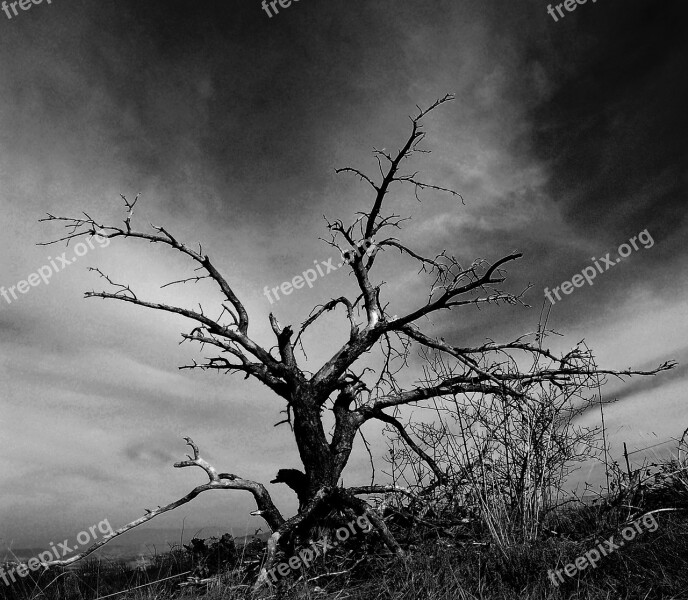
[[292, 392, 338, 495]]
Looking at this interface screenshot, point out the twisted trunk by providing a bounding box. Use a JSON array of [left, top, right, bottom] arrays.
[[292, 392, 338, 497], [291, 386, 363, 504]]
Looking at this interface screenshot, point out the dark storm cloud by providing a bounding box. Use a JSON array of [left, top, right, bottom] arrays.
[[0, 0, 435, 228], [527, 0, 688, 244], [421, 0, 688, 333]]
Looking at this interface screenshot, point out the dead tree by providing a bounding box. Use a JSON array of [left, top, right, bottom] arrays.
[[40, 95, 674, 587]]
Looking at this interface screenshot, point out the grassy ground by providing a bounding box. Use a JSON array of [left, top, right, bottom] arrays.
[[3, 462, 688, 600]]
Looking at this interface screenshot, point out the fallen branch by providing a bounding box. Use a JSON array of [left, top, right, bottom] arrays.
[[27, 438, 284, 570]]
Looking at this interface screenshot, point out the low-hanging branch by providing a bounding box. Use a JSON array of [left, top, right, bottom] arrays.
[[24, 438, 285, 571]]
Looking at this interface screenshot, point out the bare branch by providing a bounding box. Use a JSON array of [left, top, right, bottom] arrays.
[[297, 296, 359, 345], [42, 202, 251, 334], [25, 438, 284, 571], [371, 411, 448, 486], [87, 268, 137, 300], [85, 290, 287, 380], [160, 274, 212, 289], [375, 239, 447, 271], [121, 192, 140, 232], [383, 252, 524, 329], [346, 484, 419, 502], [393, 174, 464, 204], [334, 167, 379, 191]]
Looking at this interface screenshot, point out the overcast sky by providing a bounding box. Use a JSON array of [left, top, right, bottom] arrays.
[[1, 0, 686, 549]]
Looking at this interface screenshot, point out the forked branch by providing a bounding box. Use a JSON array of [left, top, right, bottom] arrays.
[[22, 438, 284, 571]]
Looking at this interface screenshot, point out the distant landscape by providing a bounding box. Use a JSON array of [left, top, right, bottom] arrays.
[[2, 527, 270, 564]]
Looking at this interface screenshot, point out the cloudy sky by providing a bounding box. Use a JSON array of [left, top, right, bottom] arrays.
[[1, 0, 686, 549]]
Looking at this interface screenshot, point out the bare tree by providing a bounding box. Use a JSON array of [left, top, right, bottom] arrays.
[[40, 95, 674, 586]]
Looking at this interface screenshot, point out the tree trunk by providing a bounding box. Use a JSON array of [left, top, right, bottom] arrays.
[[291, 393, 338, 498], [291, 388, 362, 505]]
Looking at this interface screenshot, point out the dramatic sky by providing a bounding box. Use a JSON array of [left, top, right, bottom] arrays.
[[1, 0, 686, 550]]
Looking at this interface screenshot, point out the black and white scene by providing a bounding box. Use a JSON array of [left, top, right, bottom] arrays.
[[1, 1, 687, 598]]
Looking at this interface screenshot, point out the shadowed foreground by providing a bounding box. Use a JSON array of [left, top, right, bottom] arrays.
[[3, 455, 688, 600]]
